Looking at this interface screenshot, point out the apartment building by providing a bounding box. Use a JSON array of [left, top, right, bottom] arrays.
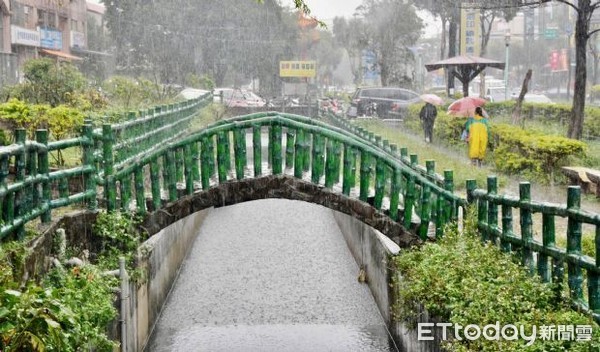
[[11, 0, 87, 62], [1, 0, 17, 85]]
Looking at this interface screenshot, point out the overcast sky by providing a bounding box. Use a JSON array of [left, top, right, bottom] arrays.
[[284, 0, 364, 20], [281, 0, 441, 37]]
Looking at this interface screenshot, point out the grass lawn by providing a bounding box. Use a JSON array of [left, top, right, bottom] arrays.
[[354, 119, 506, 192]]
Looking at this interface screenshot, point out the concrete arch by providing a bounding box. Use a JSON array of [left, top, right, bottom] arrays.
[[140, 175, 420, 248]]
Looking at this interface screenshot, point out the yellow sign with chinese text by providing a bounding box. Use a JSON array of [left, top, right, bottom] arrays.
[[279, 61, 317, 78]]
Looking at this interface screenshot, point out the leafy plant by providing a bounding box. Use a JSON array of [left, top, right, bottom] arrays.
[[93, 211, 144, 271], [18, 58, 87, 107], [0, 266, 118, 352], [490, 123, 587, 183], [392, 214, 600, 351]]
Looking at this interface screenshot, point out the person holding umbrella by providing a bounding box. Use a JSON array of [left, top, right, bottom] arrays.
[[419, 102, 437, 143], [447, 97, 489, 167], [419, 94, 443, 143], [465, 106, 490, 167]]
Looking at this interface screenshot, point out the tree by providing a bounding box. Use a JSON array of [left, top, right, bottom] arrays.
[[101, 0, 300, 96], [333, 17, 369, 84], [501, 0, 597, 139], [334, 0, 422, 87], [18, 59, 87, 107], [356, 0, 423, 87]]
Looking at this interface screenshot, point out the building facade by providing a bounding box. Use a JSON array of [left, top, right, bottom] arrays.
[[0, 0, 92, 84]]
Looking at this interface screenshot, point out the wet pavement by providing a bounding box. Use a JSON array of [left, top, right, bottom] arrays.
[[146, 199, 397, 352]]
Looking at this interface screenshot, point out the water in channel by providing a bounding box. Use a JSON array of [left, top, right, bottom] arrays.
[[146, 199, 397, 352]]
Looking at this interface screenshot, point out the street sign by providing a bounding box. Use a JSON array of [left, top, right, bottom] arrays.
[[279, 61, 316, 78], [544, 28, 558, 39]]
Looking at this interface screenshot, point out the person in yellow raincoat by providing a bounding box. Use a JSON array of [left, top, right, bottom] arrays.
[[464, 107, 490, 167]]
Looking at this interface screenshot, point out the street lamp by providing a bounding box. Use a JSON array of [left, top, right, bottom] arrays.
[[504, 30, 511, 101]]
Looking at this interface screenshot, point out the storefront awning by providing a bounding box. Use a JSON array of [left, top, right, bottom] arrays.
[[39, 49, 82, 61]]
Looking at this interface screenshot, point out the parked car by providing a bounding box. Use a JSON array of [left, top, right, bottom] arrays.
[[213, 88, 266, 107], [511, 93, 554, 104], [346, 87, 420, 119]]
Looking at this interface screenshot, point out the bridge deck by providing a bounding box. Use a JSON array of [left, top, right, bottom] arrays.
[[146, 199, 396, 351]]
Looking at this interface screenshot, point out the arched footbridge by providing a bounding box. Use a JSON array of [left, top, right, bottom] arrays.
[[1, 95, 600, 350]]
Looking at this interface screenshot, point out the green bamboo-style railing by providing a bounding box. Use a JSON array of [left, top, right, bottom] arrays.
[[0, 125, 97, 241], [322, 107, 600, 322], [94, 93, 211, 173], [469, 178, 600, 322], [2, 101, 600, 322]]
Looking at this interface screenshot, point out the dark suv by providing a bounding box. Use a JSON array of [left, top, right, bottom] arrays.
[[346, 87, 420, 119]]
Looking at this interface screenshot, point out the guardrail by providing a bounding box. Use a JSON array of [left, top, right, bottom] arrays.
[[0, 94, 210, 241], [2, 104, 599, 322], [469, 177, 600, 323], [103, 112, 465, 242], [0, 126, 96, 240], [322, 109, 600, 323]]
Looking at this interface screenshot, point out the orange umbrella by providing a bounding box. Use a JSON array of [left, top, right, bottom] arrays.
[[447, 96, 487, 117]]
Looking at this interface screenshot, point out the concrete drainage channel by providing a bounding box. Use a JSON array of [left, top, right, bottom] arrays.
[[134, 205, 440, 352], [23, 204, 439, 352], [332, 209, 445, 352]]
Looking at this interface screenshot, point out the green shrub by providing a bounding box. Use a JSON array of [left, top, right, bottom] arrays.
[[0, 268, 117, 351], [490, 124, 587, 182], [393, 218, 600, 351], [0, 239, 117, 351], [93, 211, 143, 271]]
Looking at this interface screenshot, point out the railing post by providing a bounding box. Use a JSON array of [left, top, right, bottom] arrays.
[[373, 158, 385, 210], [501, 203, 513, 253], [103, 124, 116, 212], [466, 179, 476, 204], [27, 133, 37, 215], [285, 129, 295, 170], [418, 180, 431, 241], [166, 148, 177, 202], [519, 182, 534, 274], [400, 147, 408, 161], [175, 147, 185, 183], [120, 174, 132, 212], [253, 125, 262, 177], [134, 166, 146, 215], [539, 213, 555, 282], [36, 130, 51, 223], [302, 132, 311, 172], [465, 179, 477, 227], [566, 186, 584, 301], [82, 124, 97, 210], [184, 144, 194, 195], [312, 134, 325, 184], [443, 170, 454, 222], [389, 167, 401, 221], [403, 175, 415, 229], [233, 127, 247, 180], [200, 137, 211, 190], [217, 132, 229, 183], [342, 145, 355, 196], [359, 151, 371, 202], [14, 129, 25, 239], [190, 141, 201, 183], [271, 123, 282, 175], [589, 225, 600, 312], [487, 177, 498, 237], [325, 138, 339, 188], [150, 157, 162, 211], [410, 154, 418, 168], [294, 129, 304, 179]]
